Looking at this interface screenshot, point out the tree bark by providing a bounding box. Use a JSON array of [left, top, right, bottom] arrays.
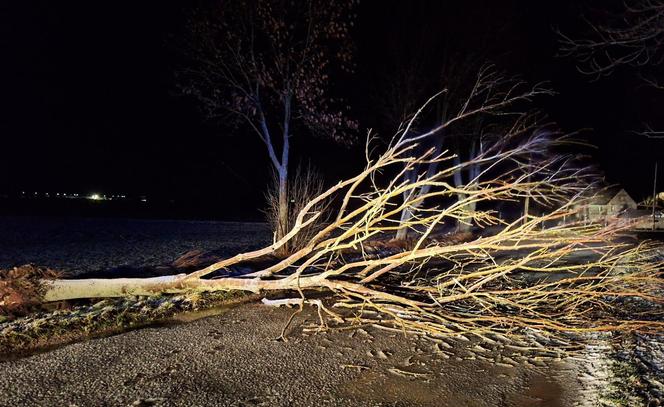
[[395, 207, 413, 240], [278, 166, 289, 243], [277, 94, 292, 248], [42, 275, 320, 302], [258, 96, 291, 250], [452, 153, 471, 232]]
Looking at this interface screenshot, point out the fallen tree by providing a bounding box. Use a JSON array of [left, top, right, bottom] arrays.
[[10, 128, 660, 338], [3, 79, 663, 339]]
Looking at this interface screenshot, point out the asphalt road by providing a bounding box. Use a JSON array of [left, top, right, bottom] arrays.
[[0, 303, 584, 407]]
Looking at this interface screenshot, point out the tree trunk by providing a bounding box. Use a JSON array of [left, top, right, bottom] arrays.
[[523, 194, 530, 225], [42, 274, 325, 302], [277, 94, 291, 251], [395, 129, 445, 241], [454, 137, 482, 233], [523, 153, 532, 225], [452, 153, 471, 232], [395, 207, 413, 240], [278, 167, 289, 244], [458, 190, 477, 232], [257, 97, 291, 251]]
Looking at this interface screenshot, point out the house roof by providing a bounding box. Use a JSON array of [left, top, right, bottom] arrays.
[[590, 187, 624, 205]]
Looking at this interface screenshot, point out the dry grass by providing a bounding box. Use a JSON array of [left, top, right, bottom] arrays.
[[264, 163, 329, 256]]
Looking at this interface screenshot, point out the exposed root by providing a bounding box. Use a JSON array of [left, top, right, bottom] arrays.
[[0, 265, 62, 317]]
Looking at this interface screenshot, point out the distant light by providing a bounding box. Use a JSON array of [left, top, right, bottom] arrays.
[[89, 193, 102, 201], [140, 198, 147, 202]]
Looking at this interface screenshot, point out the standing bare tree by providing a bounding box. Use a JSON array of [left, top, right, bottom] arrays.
[[178, 0, 357, 248], [389, 63, 552, 239], [450, 118, 484, 232], [371, 15, 483, 240], [370, 3, 545, 239]]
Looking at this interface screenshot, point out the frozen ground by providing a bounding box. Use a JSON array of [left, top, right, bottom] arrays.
[[0, 216, 271, 275]]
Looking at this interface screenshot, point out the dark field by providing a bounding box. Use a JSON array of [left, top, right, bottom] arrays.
[[0, 216, 271, 276]]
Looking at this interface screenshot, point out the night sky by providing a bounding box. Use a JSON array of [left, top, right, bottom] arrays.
[[1, 0, 662, 219]]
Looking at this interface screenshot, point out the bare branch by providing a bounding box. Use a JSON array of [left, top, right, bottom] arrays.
[[558, 0, 664, 82]]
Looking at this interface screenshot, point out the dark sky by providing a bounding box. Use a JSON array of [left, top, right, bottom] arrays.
[[1, 1, 662, 218]]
